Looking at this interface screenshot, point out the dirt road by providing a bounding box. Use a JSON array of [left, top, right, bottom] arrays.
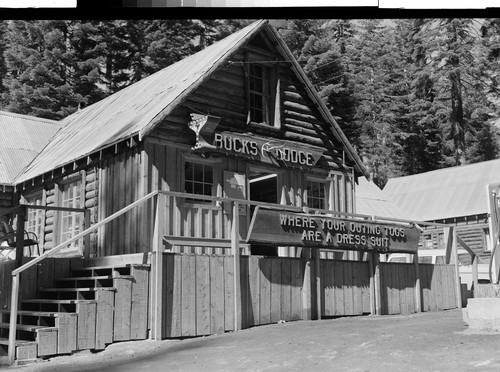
[[6, 309, 500, 371]]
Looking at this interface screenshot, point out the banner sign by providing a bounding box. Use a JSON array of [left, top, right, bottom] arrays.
[[247, 209, 420, 254], [188, 113, 324, 168]]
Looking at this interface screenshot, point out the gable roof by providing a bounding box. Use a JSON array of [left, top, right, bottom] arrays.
[[15, 20, 367, 184], [0, 110, 61, 185], [383, 159, 500, 221], [356, 176, 407, 220]]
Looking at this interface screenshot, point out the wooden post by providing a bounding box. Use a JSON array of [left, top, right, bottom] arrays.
[[373, 253, 381, 315], [472, 254, 478, 297], [83, 210, 91, 260], [445, 227, 462, 309], [152, 193, 167, 253], [312, 248, 321, 320], [8, 273, 19, 365], [231, 201, 242, 331], [414, 250, 421, 313], [15, 206, 26, 268], [368, 252, 376, 315], [152, 194, 166, 340], [301, 248, 312, 320]]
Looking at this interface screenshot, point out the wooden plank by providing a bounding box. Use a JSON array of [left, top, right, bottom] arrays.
[[260, 258, 271, 324], [397, 265, 407, 315], [130, 266, 150, 339], [352, 262, 363, 315], [281, 258, 292, 321], [36, 328, 57, 356], [322, 260, 333, 316], [196, 255, 211, 336], [96, 289, 114, 348], [113, 278, 132, 341], [433, 265, 444, 311], [333, 261, 344, 316], [290, 258, 302, 321], [240, 255, 249, 328], [361, 262, 371, 314], [224, 256, 234, 331], [270, 258, 282, 323], [165, 254, 182, 338], [248, 256, 260, 325], [343, 261, 354, 315], [210, 255, 225, 334], [76, 301, 96, 350], [16, 342, 37, 361], [448, 265, 458, 309], [406, 266, 416, 314], [55, 314, 77, 354], [181, 255, 196, 337]]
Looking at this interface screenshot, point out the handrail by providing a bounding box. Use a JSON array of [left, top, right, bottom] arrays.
[[12, 190, 159, 276], [7, 190, 159, 364], [0, 204, 86, 218]]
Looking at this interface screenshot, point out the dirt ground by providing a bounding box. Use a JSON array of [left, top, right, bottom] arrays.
[[3, 309, 500, 371]]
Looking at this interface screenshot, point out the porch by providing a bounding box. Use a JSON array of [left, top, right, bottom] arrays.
[[0, 191, 467, 364]]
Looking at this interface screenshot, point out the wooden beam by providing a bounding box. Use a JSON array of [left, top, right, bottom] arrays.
[[414, 250, 421, 313], [312, 248, 321, 320], [231, 201, 242, 331], [15, 206, 26, 269], [7, 274, 19, 365]]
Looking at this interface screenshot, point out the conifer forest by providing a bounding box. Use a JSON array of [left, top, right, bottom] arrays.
[[2, 19, 500, 187]]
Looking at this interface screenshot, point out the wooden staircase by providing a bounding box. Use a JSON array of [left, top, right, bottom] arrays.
[[0, 261, 150, 363]]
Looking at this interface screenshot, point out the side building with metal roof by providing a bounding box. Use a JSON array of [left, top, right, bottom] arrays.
[[0, 111, 61, 213], [383, 159, 500, 262]]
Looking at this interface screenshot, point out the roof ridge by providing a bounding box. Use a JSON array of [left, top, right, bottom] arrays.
[[0, 109, 60, 125]]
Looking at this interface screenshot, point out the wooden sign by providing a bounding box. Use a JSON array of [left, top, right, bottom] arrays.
[[188, 114, 324, 168], [247, 208, 421, 254], [212, 132, 324, 168]]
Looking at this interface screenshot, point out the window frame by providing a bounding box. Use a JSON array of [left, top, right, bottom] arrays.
[[305, 178, 328, 211], [245, 53, 280, 129], [22, 190, 45, 246], [56, 174, 84, 247], [182, 155, 220, 206]]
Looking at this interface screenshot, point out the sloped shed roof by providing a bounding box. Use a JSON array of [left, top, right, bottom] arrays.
[[15, 19, 367, 184], [356, 176, 407, 220], [0, 111, 60, 185], [383, 159, 500, 221]]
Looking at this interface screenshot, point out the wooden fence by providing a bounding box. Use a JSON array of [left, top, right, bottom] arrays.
[[155, 254, 459, 339]]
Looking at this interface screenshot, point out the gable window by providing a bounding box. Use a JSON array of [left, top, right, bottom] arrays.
[[306, 180, 327, 210], [25, 192, 44, 243], [246, 58, 279, 127], [249, 64, 272, 124], [59, 178, 83, 245], [184, 161, 214, 198]]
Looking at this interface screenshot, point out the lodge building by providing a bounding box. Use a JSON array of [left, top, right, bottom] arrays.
[[0, 20, 460, 364]]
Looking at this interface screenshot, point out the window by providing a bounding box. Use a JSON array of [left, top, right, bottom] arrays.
[[248, 64, 272, 124], [59, 178, 82, 245], [25, 192, 44, 242], [184, 161, 214, 198], [306, 180, 327, 210]]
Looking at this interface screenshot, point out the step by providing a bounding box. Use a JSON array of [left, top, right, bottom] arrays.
[[40, 287, 115, 292], [0, 322, 51, 332], [38, 287, 115, 301], [1, 310, 77, 318], [57, 275, 133, 281], [0, 337, 37, 346]]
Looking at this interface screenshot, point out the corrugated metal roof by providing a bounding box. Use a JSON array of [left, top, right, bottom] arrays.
[[15, 20, 268, 184], [356, 176, 407, 219], [383, 159, 500, 221], [0, 111, 60, 184], [14, 19, 368, 184]]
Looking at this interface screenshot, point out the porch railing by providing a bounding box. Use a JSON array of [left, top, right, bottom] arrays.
[[5, 190, 469, 364]]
